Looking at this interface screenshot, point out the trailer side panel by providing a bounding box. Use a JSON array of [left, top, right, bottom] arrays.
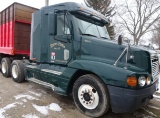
[[0, 3, 37, 56]]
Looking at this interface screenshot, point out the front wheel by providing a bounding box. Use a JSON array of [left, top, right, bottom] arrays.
[[11, 60, 25, 83], [73, 74, 110, 117]]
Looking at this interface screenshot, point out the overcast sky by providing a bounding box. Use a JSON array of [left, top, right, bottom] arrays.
[[0, 0, 84, 11]]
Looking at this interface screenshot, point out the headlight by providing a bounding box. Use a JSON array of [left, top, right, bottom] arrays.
[[138, 76, 146, 87], [146, 77, 151, 85]]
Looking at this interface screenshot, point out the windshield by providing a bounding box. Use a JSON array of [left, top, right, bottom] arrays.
[[71, 13, 110, 39]]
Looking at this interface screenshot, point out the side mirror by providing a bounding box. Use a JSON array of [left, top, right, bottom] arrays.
[[48, 11, 56, 35], [118, 35, 123, 45]]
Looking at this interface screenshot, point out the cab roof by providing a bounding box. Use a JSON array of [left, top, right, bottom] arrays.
[[42, 2, 108, 22]]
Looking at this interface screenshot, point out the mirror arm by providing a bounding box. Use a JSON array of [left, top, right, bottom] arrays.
[[114, 47, 127, 66]]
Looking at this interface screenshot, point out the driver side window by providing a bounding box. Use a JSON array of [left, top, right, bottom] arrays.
[[57, 13, 70, 35]]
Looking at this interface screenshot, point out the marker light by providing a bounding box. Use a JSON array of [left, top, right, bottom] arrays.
[[127, 77, 137, 87]]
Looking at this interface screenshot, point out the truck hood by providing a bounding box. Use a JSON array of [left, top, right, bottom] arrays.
[[80, 36, 152, 73], [131, 45, 156, 54]]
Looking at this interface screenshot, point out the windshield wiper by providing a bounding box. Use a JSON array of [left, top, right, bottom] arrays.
[[100, 37, 108, 39], [81, 33, 97, 37]]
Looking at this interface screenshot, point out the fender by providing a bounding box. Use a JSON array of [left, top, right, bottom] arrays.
[[69, 60, 138, 87]]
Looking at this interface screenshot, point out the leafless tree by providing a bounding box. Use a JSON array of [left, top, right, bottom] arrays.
[[152, 21, 160, 48], [115, 0, 160, 45]]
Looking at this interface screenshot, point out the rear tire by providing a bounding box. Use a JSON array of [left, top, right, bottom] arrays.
[[73, 74, 110, 118], [1, 58, 11, 77], [11, 60, 25, 83]]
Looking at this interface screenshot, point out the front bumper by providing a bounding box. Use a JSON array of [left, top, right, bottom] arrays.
[[107, 80, 159, 113]]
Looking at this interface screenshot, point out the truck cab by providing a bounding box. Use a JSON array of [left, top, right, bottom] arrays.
[[11, 2, 159, 117]]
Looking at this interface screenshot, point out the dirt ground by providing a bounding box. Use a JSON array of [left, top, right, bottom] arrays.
[[0, 73, 160, 118]]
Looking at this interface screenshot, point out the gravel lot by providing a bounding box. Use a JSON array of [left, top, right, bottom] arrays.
[[0, 73, 160, 118]]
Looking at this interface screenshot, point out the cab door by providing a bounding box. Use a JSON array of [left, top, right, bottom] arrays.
[[49, 12, 72, 65]]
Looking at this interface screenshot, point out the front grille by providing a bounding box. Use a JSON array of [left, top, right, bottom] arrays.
[[151, 56, 159, 78]]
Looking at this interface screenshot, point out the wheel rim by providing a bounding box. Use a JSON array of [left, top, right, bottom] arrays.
[[78, 84, 99, 109], [12, 65, 18, 78], [2, 62, 6, 74]]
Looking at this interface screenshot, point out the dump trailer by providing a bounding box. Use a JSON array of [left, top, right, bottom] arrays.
[[0, 3, 37, 77], [0, 2, 159, 118]]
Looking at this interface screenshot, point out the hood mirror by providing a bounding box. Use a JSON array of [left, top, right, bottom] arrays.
[[118, 35, 123, 45]]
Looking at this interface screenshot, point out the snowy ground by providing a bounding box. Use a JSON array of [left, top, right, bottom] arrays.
[[0, 73, 160, 118]]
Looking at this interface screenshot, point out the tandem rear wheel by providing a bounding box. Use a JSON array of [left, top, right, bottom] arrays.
[[73, 74, 110, 118], [11, 60, 25, 83], [1, 58, 11, 77]]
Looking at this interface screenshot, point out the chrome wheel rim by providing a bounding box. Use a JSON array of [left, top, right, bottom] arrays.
[[2, 62, 6, 74], [78, 84, 99, 109], [12, 65, 18, 78]]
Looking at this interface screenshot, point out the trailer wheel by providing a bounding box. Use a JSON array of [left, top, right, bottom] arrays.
[[11, 60, 25, 83], [1, 58, 11, 77], [73, 74, 110, 117]]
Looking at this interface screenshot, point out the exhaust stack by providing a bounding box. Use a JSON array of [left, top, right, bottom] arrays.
[[45, 0, 49, 6]]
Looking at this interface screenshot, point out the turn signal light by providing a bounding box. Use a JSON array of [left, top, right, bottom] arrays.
[[127, 77, 137, 87], [146, 77, 151, 85]]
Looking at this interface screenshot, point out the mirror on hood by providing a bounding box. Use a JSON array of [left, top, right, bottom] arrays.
[[118, 35, 123, 45]]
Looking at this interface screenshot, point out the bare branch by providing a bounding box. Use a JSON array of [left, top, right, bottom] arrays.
[[117, 13, 134, 34], [116, 0, 160, 45]]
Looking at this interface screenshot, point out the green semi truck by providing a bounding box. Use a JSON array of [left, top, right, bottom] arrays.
[[1, 2, 159, 118]]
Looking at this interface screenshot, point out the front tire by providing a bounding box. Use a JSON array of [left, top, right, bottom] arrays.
[[1, 58, 11, 77], [73, 74, 110, 117], [11, 60, 25, 83]]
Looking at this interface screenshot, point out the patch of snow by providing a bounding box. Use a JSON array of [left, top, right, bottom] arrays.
[[14, 84, 19, 87], [29, 91, 42, 97], [22, 114, 39, 118], [28, 85, 34, 89], [141, 108, 157, 117], [0, 89, 5, 93], [144, 116, 155, 118], [49, 103, 62, 112], [18, 102, 23, 105], [3, 103, 17, 110], [0, 102, 20, 118], [133, 111, 151, 118], [22, 99, 27, 103], [14, 94, 39, 100], [0, 110, 8, 118], [153, 94, 160, 99], [147, 105, 160, 110], [32, 103, 62, 115], [32, 104, 48, 115], [37, 89, 47, 94]]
